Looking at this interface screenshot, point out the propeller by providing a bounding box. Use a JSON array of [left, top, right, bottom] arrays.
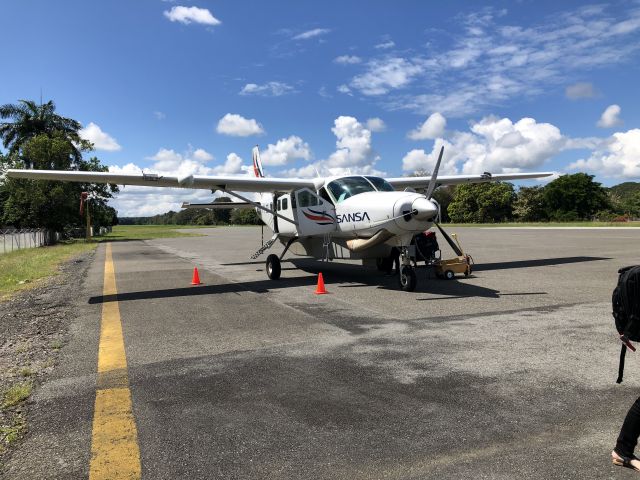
[[425, 145, 444, 200], [433, 221, 463, 257], [369, 146, 445, 228]]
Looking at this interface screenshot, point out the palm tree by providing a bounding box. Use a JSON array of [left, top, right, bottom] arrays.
[[0, 99, 83, 161]]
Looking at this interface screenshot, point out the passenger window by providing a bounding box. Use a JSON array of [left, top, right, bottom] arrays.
[[277, 199, 281, 211], [298, 190, 318, 207], [282, 198, 288, 210]]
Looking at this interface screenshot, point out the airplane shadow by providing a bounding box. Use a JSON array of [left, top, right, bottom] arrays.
[[88, 255, 605, 304], [473, 256, 609, 271]]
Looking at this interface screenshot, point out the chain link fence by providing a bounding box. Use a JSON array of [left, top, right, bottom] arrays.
[[0, 228, 61, 254]]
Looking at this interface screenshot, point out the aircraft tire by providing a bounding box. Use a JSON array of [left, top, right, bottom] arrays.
[[266, 254, 281, 280], [399, 265, 417, 292]]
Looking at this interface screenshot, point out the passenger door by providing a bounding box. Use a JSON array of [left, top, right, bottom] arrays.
[[294, 188, 336, 237]]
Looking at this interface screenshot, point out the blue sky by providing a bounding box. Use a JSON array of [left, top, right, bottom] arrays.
[[1, 0, 640, 216]]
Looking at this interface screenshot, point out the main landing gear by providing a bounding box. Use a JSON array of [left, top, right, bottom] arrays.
[[266, 254, 281, 280]]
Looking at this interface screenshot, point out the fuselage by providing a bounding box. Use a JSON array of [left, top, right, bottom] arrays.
[[256, 175, 438, 258]]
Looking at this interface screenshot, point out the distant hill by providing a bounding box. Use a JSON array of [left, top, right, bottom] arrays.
[[609, 182, 640, 201]]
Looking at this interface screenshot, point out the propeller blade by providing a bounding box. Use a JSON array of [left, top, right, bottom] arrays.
[[425, 145, 444, 199], [434, 222, 463, 257]]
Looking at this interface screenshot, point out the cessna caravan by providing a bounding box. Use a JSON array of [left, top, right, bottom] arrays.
[[6, 146, 551, 291]]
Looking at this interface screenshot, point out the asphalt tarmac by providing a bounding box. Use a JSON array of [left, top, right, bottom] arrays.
[[5, 226, 640, 479]]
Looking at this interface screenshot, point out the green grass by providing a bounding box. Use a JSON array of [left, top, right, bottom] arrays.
[[100, 224, 211, 241], [0, 241, 97, 299], [443, 221, 640, 228], [2, 382, 32, 409], [0, 417, 26, 452]]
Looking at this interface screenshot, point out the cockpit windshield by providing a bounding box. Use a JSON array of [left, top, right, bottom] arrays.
[[327, 176, 394, 203], [365, 176, 395, 192], [327, 176, 375, 203]]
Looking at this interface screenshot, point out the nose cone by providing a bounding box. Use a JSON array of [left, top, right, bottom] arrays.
[[412, 197, 438, 221]]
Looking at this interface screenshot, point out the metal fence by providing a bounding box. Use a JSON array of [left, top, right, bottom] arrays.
[[0, 228, 60, 254]]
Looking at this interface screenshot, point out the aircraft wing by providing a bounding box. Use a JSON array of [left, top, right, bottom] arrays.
[[386, 172, 554, 190], [5, 169, 320, 193]]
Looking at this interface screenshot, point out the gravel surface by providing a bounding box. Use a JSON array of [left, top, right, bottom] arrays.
[[0, 249, 94, 465]]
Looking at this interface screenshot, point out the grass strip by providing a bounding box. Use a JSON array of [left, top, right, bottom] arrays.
[[0, 241, 97, 299], [99, 224, 210, 241]]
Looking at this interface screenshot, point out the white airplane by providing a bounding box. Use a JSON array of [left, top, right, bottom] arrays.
[[6, 146, 552, 291]]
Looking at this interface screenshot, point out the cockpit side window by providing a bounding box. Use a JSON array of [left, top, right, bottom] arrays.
[[319, 187, 334, 205], [327, 176, 376, 203]]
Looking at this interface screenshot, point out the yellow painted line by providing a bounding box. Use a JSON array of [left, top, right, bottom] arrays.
[[90, 243, 141, 480]]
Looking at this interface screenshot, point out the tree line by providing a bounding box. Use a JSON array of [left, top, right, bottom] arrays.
[[432, 174, 640, 223], [120, 198, 261, 226]]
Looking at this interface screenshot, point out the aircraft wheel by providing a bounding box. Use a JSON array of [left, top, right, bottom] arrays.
[[266, 254, 281, 280], [399, 266, 417, 292], [444, 270, 455, 280]]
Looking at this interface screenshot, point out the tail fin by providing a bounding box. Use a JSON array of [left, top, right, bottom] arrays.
[[252, 146, 264, 178]]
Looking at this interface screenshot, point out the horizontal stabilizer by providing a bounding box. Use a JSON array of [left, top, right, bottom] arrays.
[[181, 201, 253, 210]]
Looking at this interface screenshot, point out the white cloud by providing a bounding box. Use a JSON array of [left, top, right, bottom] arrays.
[[401, 116, 566, 175], [293, 28, 330, 40], [260, 136, 312, 166], [337, 84, 352, 95], [461, 116, 565, 173], [366, 117, 386, 132], [351, 57, 423, 95], [597, 104, 623, 128], [408, 112, 447, 140], [327, 116, 376, 168], [375, 40, 395, 49], [213, 153, 244, 174], [282, 116, 383, 177], [402, 145, 458, 175], [79, 122, 121, 151], [107, 146, 250, 216], [192, 148, 213, 161], [565, 82, 596, 99], [569, 129, 640, 178], [334, 55, 362, 65], [153, 111, 166, 120], [163, 6, 221, 26], [216, 113, 265, 137], [239, 81, 295, 96]]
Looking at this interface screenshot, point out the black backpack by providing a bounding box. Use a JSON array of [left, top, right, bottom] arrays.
[[613, 265, 640, 383]]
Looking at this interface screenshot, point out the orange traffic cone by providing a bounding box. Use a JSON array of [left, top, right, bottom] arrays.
[[315, 272, 327, 294], [191, 267, 202, 285]]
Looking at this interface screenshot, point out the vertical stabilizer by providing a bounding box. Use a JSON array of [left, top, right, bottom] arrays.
[[252, 146, 264, 178]]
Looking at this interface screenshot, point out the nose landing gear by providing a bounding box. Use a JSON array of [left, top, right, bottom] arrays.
[[398, 246, 417, 292], [399, 265, 417, 291]]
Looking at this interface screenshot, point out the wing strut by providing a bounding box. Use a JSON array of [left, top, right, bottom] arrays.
[[216, 187, 298, 226]]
